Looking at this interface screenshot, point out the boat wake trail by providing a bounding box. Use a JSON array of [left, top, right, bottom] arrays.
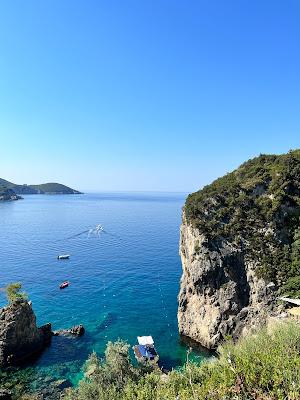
[[65, 230, 90, 240], [57, 224, 122, 242], [101, 230, 122, 240]]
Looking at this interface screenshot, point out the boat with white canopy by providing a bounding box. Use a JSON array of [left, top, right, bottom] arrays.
[[133, 336, 159, 365]]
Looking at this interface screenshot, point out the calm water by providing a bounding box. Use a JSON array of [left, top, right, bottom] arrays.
[[0, 193, 209, 387]]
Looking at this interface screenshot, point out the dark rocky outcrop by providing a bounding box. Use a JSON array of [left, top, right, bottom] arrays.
[[52, 324, 85, 337], [0, 300, 51, 367], [40, 322, 53, 344], [0, 187, 22, 201]]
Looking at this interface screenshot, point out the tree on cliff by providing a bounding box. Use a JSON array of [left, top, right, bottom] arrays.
[[5, 282, 28, 304], [184, 149, 300, 297]]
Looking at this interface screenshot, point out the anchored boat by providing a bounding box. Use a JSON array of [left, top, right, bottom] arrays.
[[133, 336, 159, 365], [60, 281, 69, 289], [57, 254, 70, 260]]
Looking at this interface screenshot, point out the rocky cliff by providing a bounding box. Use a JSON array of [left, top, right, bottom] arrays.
[[178, 150, 300, 349], [0, 300, 51, 367], [0, 188, 22, 201], [178, 212, 277, 349]]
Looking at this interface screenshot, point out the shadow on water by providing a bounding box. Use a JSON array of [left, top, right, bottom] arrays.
[[179, 335, 216, 358], [0, 338, 87, 394], [158, 355, 183, 371], [7, 318, 119, 372], [30, 336, 91, 368], [94, 312, 118, 332]]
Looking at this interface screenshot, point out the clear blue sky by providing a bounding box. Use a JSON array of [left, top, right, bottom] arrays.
[[0, 1, 299, 192]]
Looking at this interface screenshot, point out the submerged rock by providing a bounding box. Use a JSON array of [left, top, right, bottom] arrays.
[[0, 300, 52, 367]]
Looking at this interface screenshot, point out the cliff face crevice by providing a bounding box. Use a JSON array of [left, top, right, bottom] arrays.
[[178, 216, 275, 349]]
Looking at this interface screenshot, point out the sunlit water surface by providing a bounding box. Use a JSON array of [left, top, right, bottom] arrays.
[[0, 193, 210, 387]]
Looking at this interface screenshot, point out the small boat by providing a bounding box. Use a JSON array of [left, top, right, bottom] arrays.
[[57, 254, 70, 260], [95, 224, 104, 231], [133, 336, 159, 365], [60, 281, 69, 289]]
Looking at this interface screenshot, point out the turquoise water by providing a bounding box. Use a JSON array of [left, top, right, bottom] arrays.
[[0, 193, 210, 386]]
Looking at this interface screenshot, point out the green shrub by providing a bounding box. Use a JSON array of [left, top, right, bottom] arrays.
[[281, 276, 300, 298], [194, 240, 200, 254], [5, 282, 28, 304], [63, 322, 300, 400]]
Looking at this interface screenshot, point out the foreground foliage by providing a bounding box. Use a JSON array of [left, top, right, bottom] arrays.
[[63, 322, 300, 400], [185, 150, 300, 297]]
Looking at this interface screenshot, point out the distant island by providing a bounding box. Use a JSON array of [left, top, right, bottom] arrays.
[[0, 178, 82, 198]]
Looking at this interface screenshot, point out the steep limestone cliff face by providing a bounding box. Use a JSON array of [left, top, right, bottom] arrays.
[[178, 150, 300, 349], [178, 212, 276, 349], [0, 300, 51, 367]]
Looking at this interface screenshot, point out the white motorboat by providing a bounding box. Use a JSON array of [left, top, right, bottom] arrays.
[[57, 254, 70, 260]]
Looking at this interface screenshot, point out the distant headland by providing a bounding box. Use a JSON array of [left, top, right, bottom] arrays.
[[0, 178, 82, 199], [0, 187, 23, 201]]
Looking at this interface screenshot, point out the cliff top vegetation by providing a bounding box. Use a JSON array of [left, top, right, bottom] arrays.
[[185, 150, 300, 296]]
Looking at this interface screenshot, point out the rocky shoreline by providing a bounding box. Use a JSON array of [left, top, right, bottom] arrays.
[[0, 188, 22, 202], [0, 300, 52, 368], [0, 300, 86, 368], [0, 300, 85, 399]]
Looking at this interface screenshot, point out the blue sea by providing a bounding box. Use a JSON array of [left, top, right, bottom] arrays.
[[0, 193, 210, 387]]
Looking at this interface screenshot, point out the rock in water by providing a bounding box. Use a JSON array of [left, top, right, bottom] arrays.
[[70, 324, 85, 336], [0, 300, 52, 367], [52, 324, 85, 337], [178, 150, 300, 349]]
